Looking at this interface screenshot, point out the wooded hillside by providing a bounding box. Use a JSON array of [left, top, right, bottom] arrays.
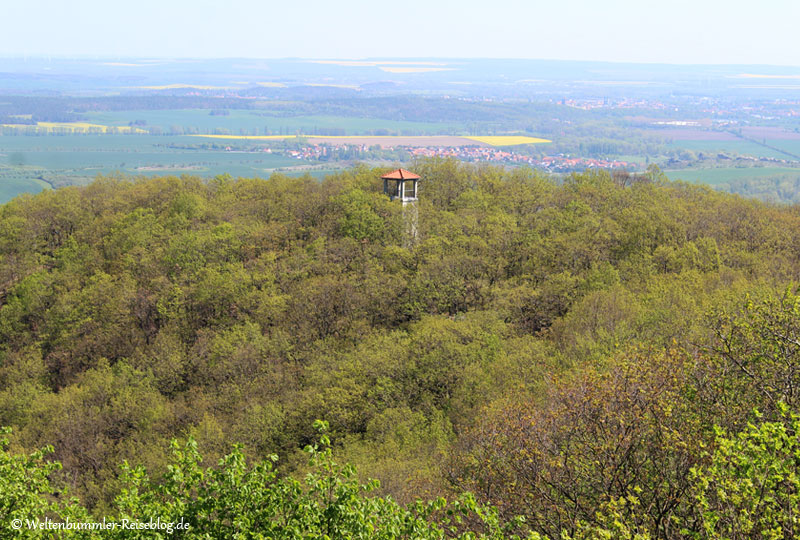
[[2, 160, 800, 538]]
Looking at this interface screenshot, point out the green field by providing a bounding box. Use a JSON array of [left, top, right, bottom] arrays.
[[85, 110, 466, 136], [0, 172, 51, 202], [666, 166, 800, 185], [0, 134, 316, 203], [667, 140, 792, 160], [7, 123, 800, 206], [767, 139, 800, 158], [614, 154, 648, 165]]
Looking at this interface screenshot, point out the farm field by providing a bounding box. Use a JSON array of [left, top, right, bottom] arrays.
[[0, 172, 51, 202], [85, 110, 467, 136], [1, 122, 146, 134], [0, 134, 309, 203], [613, 154, 648, 165], [766, 139, 800, 157], [0, 134, 212, 155], [665, 166, 800, 185], [464, 135, 550, 146], [191, 134, 551, 147], [0, 135, 297, 170], [666, 140, 793, 160], [0, 130, 550, 204], [643, 128, 739, 141], [739, 126, 800, 140]]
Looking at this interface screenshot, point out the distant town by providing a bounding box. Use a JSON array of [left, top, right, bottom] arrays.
[[270, 143, 634, 172]]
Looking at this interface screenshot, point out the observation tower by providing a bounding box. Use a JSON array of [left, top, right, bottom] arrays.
[[381, 168, 420, 245]]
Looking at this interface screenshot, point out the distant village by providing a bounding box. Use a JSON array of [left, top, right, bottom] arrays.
[[406, 146, 633, 171], [268, 143, 634, 172]]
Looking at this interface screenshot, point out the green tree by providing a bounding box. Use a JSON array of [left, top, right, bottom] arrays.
[[692, 405, 800, 540], [0, 427, 92, 540]]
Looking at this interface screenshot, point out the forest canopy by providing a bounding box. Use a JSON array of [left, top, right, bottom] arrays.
[[2, 159, 800, 538]]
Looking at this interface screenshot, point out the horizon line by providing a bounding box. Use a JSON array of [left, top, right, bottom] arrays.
[[1, 55, 800, 69]]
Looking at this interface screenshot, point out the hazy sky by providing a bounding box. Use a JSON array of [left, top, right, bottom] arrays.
[[4, 0, 800, 65]]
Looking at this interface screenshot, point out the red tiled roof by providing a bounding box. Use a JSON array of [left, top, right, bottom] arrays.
[[381, 168, 420, 180]]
